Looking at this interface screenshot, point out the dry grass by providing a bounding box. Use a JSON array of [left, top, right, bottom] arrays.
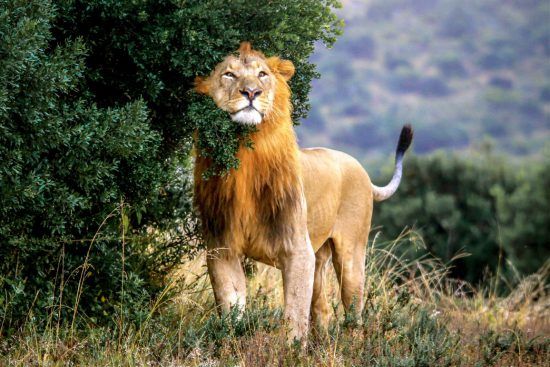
[[1, 231, 548, 366]]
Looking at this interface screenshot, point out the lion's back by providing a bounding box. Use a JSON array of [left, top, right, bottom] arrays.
[[300, 147, 371, 186], [300, 147, 373, 250]]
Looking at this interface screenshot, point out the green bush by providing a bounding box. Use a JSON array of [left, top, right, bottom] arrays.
[[0, 0, 164, 332], [484, 87, 520, 109], [374, 151, 550, 285], [0, 0, 342, 333], [492, 151, 550, 275]]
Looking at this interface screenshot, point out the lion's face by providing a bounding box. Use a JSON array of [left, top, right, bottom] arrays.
[[195, 42, 295, 125], [209, 53, 275, 125]]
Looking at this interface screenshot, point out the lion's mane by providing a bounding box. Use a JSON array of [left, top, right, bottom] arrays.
[[194, 43, 301, 257]]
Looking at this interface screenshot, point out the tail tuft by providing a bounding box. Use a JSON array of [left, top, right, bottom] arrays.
[[373, 124, 413, 202], [396, 124, 414, 158]]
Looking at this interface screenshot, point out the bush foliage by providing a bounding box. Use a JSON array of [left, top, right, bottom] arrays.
[[374, 150, 550, 285], [0, 0, 342, 332]]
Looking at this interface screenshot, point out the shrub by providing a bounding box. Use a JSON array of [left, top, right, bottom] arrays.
[[374, 151, 549, 284], [488, 77, 513, 90], [484, 87, 520, 109], [539, 85, 550, 102], [384, 53, 411, 71], [413, 125, 469, 153], [0, 0, 342, 332], [0, 0, 166, 333], [492, 153, 550, 275], [334, 123, 389, 151], [348, 35, 377, 59], [478, 37, 518, 70], [438, 6, 477, 39]]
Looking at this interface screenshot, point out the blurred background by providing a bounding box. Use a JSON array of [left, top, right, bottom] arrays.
[[297, 0, 549, 285], [298, 0, 548, 169]]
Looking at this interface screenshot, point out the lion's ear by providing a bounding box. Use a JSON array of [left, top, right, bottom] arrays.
[[278, 59, 295, 81], [194, 76, 210, 94], [267, 57, 295, 82]]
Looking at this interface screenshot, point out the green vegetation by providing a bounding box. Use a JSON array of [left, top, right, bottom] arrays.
[[0, 0, 341, 332], [187, 93, 257, 179], [1, 0, 548, 365], [374, 149, 550, 285], [0, 0, 168, 334], [298, 0, 550, 288], [1, 236, 548, 366]]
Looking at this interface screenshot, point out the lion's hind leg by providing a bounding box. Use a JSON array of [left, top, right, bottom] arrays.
[[310, 240, 333, 333], [330, 234, 368, 324]]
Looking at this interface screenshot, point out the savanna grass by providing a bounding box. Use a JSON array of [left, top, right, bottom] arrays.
[[1, 230, 548, 366]]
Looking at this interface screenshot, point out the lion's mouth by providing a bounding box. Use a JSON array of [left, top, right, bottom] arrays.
[[230, 105, 264, 125], [232, 105, 264, 118]]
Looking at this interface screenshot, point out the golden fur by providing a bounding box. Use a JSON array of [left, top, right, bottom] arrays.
[[194, 43, 301, 263], [193, 42, 412, 340]]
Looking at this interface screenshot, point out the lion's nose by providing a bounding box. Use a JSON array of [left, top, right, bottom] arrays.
[[240, 87, 262, 101]]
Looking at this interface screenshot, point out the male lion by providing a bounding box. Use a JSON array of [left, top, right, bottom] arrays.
[[194, 42, 412, 341]]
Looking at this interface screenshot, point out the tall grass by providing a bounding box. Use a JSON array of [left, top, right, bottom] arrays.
[[1, 229, 548, 366]]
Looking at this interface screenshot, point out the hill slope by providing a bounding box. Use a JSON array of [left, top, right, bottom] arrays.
[[297, 0, 549, 168]]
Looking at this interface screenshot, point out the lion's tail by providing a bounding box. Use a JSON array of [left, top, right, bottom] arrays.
[[372, 124, 413, 202]]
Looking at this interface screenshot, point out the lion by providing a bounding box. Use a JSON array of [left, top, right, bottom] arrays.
[[193, 42, 413, 341]]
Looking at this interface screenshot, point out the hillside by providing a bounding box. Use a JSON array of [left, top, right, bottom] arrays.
[[297, 0, 549, 170]]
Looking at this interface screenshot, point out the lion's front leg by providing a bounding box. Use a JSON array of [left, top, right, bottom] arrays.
[[206, 247, 246, 315], [279, 228, 315, 342]]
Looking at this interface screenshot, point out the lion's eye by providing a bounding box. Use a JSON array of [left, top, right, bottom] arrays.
[[223, 72, 236, 78], [258, 71, 268, 78]]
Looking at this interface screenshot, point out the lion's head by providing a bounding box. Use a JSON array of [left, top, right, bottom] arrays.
[[195, 42, 295, 125]]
